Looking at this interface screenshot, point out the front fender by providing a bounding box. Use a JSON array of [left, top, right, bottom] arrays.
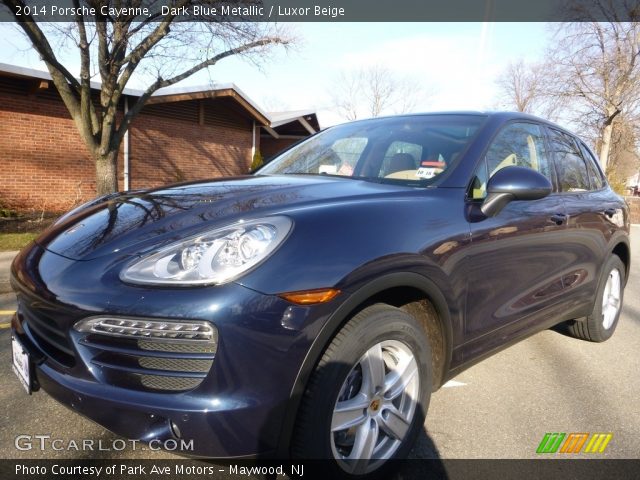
[[275, 268, 457, 458]]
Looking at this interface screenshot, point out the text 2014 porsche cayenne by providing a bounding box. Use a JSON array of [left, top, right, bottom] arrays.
[[11, 112, 629, 475]]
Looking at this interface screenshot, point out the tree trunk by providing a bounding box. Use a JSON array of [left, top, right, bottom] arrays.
[[95, 150, 119, 195], [599, 122, 614, 174]]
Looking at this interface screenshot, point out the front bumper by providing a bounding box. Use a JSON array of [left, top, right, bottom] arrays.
[[12, 325, 276, 457], [10, 243, 332, 458]]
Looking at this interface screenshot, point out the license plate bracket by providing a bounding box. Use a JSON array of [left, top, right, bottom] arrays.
[[11, 335, 32, 395]]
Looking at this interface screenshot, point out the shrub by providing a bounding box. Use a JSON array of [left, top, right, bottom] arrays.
[[250, 151, 264, 173], [0, 199, 18, 218], [606, 171, 628, 195]]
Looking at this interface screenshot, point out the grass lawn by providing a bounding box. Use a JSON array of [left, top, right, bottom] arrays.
[[0, 212, 55, 251], [0, 233, 38, 251]]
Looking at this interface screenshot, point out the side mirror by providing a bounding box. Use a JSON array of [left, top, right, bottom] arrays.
[[481, 166, 552, 217]]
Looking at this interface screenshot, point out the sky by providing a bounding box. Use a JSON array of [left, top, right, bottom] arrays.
[[0, 22, 551, 127]]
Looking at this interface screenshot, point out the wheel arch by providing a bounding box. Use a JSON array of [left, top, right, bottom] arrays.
[[276, 271, 454, 457], [611, 239, 630, 284]]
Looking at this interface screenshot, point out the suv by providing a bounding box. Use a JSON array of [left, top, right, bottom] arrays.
[[11, 112, 629, 476]]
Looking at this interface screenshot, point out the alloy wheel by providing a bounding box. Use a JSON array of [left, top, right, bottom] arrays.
[[601, 268, 621, 330], [330, 339, 420, 474]]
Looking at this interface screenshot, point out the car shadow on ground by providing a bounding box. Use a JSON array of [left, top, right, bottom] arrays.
[[251, 358, 448, 480]]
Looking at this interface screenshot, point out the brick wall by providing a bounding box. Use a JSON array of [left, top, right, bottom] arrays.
[[127, 108, 252, 190], [0, 79, 253, 212], [625, 196, 640, 224], [0, 86, 98, 212], [260, 136, 300, 160]]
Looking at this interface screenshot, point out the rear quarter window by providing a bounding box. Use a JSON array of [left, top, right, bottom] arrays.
[[578, 142, 605, 190]]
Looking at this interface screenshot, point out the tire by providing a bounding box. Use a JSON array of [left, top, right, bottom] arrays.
[[568, 255, 625, 342], [291, 303, 432, 477]]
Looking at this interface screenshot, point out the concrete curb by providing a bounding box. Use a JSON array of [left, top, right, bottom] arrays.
[[0, 251, 18, 294]]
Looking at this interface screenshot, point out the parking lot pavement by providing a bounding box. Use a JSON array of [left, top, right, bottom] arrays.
[[0, 251, 17, 294], [0, 293, 17, 317], [0, 252, 17, 325], [0, 228, 638, 460]]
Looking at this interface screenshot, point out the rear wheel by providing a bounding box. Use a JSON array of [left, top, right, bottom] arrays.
[[291, 304, 432, 477], [568, 255, 625, 342]]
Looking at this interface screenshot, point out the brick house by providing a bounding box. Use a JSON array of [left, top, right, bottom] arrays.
[[261, 110, 320, 160], [0, 63, 318, 212]]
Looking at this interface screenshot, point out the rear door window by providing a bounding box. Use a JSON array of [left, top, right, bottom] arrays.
[[548, 129, 591, 192]]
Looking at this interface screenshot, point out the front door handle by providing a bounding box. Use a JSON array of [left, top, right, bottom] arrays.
[[550, 213, 567, 225], [604, 208, 616, 218]]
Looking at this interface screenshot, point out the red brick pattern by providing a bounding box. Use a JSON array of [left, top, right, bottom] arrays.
[[127, 113, 252, 191], [0, 89, 98, 212], [260, 136, 300, 160], [1, 86, 253, 212]]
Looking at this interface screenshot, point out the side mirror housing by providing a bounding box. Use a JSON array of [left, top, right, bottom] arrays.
[[481, 166, 552, 217]]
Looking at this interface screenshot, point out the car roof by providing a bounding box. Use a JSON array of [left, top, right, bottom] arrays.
[[329, 111, 574, 138]]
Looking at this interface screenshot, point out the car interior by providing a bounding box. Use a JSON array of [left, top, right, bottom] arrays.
[[351, 129, 470, 183], [270, 116, 484, 186]]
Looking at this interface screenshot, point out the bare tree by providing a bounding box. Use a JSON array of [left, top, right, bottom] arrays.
[[364, 65, 396, 117], [496, 60, 540, 113], [330, 65, 427, 121], [331, 69, 362, 121], [603, 114, 640, 189], [495, 59, 563, 120], [1, 1, 290, 195], [548, 15, 640, 173]]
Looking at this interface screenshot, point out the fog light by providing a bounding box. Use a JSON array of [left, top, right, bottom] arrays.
[[73, 316, 216, 341]]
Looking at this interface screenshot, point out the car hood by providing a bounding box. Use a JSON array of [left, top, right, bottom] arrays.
[[38, 175, 417, 261]]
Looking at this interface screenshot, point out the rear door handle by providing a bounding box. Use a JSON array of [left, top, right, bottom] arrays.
[[550, 213, 567, 225], [604, 208, 616, 217]]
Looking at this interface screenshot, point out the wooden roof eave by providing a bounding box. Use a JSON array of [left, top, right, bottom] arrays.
[[145, 89, 270, 126]]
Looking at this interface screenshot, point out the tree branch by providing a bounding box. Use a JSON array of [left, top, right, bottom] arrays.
[[3, 4, 77, 90], [72, 0, 99, 141], [114, 37, 286, 147], [116, 0, 193, 94]]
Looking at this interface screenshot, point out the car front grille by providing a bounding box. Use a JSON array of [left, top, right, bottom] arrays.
[[21, 303, 76, 367], [79, 334, 216, 392], [17, 292, 216, 392], [139, 375, 205, 391]]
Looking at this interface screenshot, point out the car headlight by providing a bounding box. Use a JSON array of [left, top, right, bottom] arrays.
[[120, 216, 292, 286]]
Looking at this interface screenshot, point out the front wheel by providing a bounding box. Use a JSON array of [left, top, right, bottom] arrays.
[[291, 304, 432, 477], [568, 255, 625, 342]]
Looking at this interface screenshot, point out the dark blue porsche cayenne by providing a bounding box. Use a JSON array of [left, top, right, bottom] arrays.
[[11, 112, 630, 475]]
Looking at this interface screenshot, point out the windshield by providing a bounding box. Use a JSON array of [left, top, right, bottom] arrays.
[[259, 114, 487, 186]]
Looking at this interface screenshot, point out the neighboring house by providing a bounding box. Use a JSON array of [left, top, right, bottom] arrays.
[[261, 110, 320, 160], [0, 63, 318, 212], [626, 172, 640, 196]]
